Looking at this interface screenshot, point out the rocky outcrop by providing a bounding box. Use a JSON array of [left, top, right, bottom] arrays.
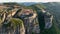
[[0, 18, 25, 34], [0, 4, 53, 34], [0, 8, 25, 34], [20, 13, 40, 34], [44, 12, 53, 29], [41, 10, 53, 29]]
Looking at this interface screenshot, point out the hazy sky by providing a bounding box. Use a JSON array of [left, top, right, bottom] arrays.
[[0, 0, 60, 3]]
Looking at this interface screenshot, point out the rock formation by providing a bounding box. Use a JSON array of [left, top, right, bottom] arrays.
[[0, 4, 53, 34], [41, 10, 53, 29], [20, 9, 40, 34]]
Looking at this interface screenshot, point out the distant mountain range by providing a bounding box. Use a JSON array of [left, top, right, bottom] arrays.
[[18, 2, 37, 6], [19, 2, 60, 6]]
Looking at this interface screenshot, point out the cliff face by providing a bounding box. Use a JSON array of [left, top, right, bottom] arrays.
[[44, 12, 53, 29], [0, 8, 53, 34], [0, 3, 54, 34], [20, 13, 40, 34], [0, 18, 25, 34]]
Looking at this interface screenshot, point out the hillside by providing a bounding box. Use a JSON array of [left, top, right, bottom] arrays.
[[41, 2, 60, 28], [27, 2, 60, 34]]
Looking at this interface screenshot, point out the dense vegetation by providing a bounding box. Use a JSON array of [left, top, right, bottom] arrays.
[[24, 2, 60, 34], [34, 2, 60, 34]]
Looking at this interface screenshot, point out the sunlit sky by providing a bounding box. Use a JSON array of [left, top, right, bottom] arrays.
[[0, 0, 60, 3]]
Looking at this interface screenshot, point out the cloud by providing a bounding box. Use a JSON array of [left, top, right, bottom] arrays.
[[0, 0, 60, 3]]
